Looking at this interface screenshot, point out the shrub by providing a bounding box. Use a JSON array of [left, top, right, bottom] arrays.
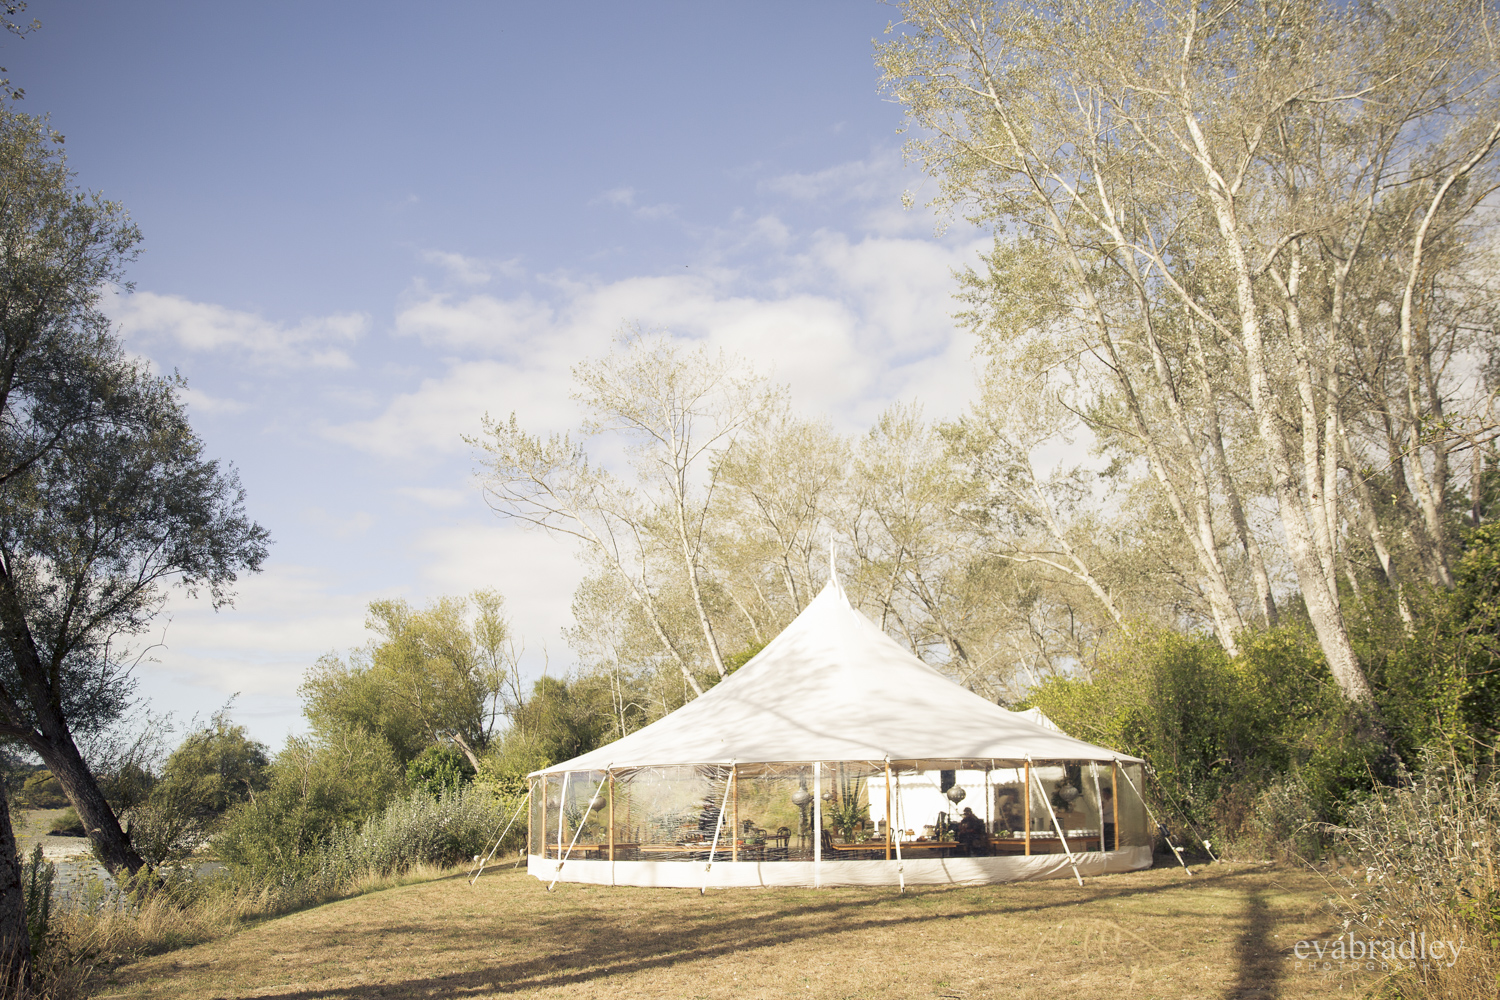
[[1023, 622, 1388, 856], [1326, 750, 1499, 998], [214, 723, 404, 883], [406, 743, 474, 796], [218, 783, 516, 901], [15, 769, 68, 809], [46, 807, 84, 837]]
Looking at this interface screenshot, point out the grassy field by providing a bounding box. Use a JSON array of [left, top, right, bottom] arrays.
[[97, 860, 1378, 1000]]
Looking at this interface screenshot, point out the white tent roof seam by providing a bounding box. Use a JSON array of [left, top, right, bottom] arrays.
[[535, 578, 1140, 775]]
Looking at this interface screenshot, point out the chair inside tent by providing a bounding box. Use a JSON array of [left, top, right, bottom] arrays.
[[527, 579, 1153, 888]]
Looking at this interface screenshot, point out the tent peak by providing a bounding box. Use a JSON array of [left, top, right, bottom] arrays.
[[827, 539, 844, 600]]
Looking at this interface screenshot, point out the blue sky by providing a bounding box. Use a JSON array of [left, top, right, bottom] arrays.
[[8, 2, 988, 747]]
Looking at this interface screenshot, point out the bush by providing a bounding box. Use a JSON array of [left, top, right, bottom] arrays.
[[214, 723, 404, 883], [218, 783, 516, 901], [15, 769, 68, 809], [406, 743, 474, 796], [46, 807, 84, 837], [1022, 622, 1389, 858], [1326, 750, 1499, 998]]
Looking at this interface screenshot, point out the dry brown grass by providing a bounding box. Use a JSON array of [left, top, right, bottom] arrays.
[[92, 860, 1377, 1000], [51, 863, 459, 975]]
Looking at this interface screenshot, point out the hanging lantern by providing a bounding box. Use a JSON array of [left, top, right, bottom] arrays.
[[791, 787, 812, 807], [1059, 785, 1081, 803], [821, 789, 836, 802], [589, 793, 607, 811], [945, 785, 967, 804]]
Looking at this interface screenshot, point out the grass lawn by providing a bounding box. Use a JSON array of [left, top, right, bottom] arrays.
[[99, 859, 1379, 999]]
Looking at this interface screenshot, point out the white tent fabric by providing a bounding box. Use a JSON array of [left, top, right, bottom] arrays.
[[537, 579, 1140, 774], [528, 848, 1156, 888], [1015, 707, 1063, 732]]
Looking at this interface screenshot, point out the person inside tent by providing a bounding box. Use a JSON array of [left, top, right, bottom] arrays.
[[955, 807, 988, 856]]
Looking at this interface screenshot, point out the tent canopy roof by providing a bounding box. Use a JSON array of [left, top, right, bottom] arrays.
[[537, 580, 1139, 775]]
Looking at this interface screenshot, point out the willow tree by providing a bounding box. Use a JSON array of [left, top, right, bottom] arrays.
[[474, 332, 778, 697], [0, 102, 267, 990], [881, 0, 1500, 707]]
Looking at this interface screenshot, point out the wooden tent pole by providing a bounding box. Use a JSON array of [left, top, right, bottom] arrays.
[[813, 762, 822, 877], [1024, 760, 1032, 856], [1112, 761, 1120, 852], [984, 762, 992, 836], [884, 759, 893, 861], [557, 773, 567, 858]]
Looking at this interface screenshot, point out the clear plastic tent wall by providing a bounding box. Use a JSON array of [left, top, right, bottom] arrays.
[[527, 759, 1152, 888], [526, 582, 1155, 888]]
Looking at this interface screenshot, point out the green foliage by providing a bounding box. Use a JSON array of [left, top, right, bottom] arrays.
[[722, 641, 766, 675], [116, 711, 270, 868], [14, 769, 66, 809], [406, 743, 474, 797], [45, 807, 81, 837], [301, 591, 511, 765], [214, 723, 404, 882], [218, 784, 512, 899], [480, 674, 616, 796], [1348, 524, 1500, 765], [1025, 623, 1383, 834], [158, 710, 270, 818], [22, 843, 53, 957], [101, 762, 156, 812]]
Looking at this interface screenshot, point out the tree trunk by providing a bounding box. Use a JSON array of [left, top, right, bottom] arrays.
[[30, 721, 144, 876], [0, 790, 30, 993], [0, 565, 147, 877]]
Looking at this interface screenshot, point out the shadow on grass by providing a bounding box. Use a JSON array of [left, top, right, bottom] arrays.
[[1223, 889, 1283, 1000], [238, 864, 1257, 999]]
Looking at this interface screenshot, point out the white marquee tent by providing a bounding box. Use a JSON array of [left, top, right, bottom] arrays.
[[527, 578, 1153, 888]]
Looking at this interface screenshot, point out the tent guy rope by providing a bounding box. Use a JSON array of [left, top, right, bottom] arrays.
[[549, 766, 612, 892], [467, 791, 530, 885], [1117, 760, 1192, 875], [1029, 755, 1084, 886], [701, 761, 737, 895]]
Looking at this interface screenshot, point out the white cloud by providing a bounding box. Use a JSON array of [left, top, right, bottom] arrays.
[[762, 153, 897, 203], [322, 357, 592, 459], [397, 486, 474, 510], [301, 507, 377, 538], [413, 518, 585, 668], [420, 250, 523, 286], [179, 385, 250, 416], [596, 185, 677, 221], [394, 291, 555, 351], [109, 290, 366, 369], [135, 564, 391, 743], [329, 227, 987, 462]]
